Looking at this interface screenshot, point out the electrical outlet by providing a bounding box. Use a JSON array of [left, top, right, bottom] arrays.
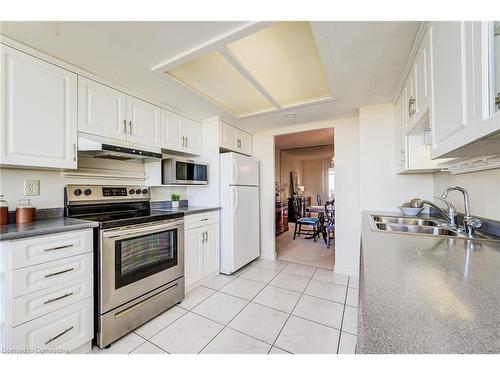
[[24, 180, 40, 196]]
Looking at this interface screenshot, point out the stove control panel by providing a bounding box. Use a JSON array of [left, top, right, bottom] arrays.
[[66, 185, 151, 203], [103, 187, 127, 197]]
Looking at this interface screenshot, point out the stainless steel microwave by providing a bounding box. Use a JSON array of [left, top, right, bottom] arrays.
[[162, 158, 208, 185]]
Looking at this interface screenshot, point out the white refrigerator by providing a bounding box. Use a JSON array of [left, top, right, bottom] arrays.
[[220, 152, 260, 275]]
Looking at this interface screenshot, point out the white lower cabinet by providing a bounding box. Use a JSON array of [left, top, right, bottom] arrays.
[[0, 229, 94, 353], [184, 212, 220, 292]]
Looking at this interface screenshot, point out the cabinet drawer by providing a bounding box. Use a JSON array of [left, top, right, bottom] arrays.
[[10, 297, 93, 353], [11, 274, 93, 327], [12, 253, 93, 298], [11, 230, 93, 270], [184, 211, 219, 230]]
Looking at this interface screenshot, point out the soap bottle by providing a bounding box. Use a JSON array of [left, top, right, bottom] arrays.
[[0, 194, 8, 225]]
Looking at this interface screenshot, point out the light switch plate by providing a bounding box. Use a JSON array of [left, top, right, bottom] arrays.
[[24, 180, 40, 196]]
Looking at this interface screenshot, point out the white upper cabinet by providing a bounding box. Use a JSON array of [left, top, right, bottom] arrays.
[[220, 121, 252, 156], [183, 117, 202, 155], [126, 96, 161, 146], [160, 109, 202, 155], [0, 45, 78, 169], [78, 76, 127, 140], [473, 21, 500, 139], [430, 21, 475, 158], [395, 93, 407, 173]]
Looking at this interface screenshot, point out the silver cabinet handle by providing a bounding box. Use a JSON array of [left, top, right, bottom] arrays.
[[44, 268, 74, 278], [123, 119, 127, 133], [181, 136, 185, 147], [44, 292, 75, 305], [73, 144, 77, 162], [495, 92, 500, 109], [44, 326, 74, 345], [201, 231, 205, 243], [186, 137, 188, 147], [128, 121, 133, 134], [44, 244, 74, 252], [408, 97, 416, 116], [205, 230, 208, 242], [200, 218, 209, 221]]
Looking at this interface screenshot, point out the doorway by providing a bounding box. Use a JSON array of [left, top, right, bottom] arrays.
[[274, 128, 335, 269]]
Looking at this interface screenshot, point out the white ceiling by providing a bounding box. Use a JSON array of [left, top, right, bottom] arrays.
[[0, 21, 419, 133]]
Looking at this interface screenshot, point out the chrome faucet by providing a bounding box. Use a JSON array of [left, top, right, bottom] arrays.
[[441, 186, 482, 237], [413, 199, 458, 228]]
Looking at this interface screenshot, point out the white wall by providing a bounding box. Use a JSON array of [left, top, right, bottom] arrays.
[[332, 119, 361, 276], [252, 117, 361, 276], [433, 169, 500, 221], [358, 103, 434, 211], [0, 157, 185, 210], [303, 158, 331, 202]]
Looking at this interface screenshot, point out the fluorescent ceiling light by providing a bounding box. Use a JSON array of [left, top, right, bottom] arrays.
[[167, 51, 274, 116], [226, 22, 331, 108], [165, 22, 332, 117]]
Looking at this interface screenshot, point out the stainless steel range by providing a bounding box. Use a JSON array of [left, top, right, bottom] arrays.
[[65, 184, 184, 348]]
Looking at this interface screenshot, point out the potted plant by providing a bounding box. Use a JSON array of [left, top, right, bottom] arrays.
[[170, 192, 181, 208]]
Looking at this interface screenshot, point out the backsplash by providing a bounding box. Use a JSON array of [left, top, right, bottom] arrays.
[[0, 157, 185, 210], [433, 168, 500, 221]]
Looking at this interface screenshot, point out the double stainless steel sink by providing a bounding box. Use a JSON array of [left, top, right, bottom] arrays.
[[370, 215, 500, 241]]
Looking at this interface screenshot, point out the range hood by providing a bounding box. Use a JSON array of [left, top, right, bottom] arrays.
[[78, 135, 162, 162]]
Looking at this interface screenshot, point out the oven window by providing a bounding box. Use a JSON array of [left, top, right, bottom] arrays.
[[115, 229, 177, 289]]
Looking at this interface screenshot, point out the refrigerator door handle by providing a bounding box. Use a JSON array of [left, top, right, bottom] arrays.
[[233, 186, 239, 215], [232, 158, 238, 185]]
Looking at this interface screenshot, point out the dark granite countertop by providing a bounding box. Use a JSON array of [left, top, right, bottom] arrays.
[[154, 206, 221, 215], [0, 217, 99, 241], [358, 211, 500, 354]]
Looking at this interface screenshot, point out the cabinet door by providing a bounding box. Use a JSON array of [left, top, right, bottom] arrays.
[[0, 45, 77, 169], [237, 130, 252, 156], [473, 21, 500, 138], [405, 64, 417, 131], [220, 121, 238, 151], [203, 223, 220, 277], [430, 21, 475, 158], [78, 76, 127, 140], [395, 93, 408, 173], [414, 30, 431, 120], [184, 118, 202, 155], [184, 227, 204, 289], [161, 109, 182, 150], [126, 96, 161, 146]]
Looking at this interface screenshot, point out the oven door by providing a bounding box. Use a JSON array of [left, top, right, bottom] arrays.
[[99, 218, 184, 313]]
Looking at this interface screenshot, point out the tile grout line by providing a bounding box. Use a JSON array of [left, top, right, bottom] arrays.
[[336, 275, 351, 353], [267, 266, 319, 353], [198, 260, 295, 354]]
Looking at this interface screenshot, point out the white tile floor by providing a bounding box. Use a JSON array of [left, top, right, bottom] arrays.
[[91, 259, 358, 354]]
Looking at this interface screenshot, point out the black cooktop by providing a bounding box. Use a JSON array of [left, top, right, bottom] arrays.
[[66, 202, 183, 229]]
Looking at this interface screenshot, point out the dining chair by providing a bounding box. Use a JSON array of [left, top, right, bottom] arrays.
[[292, 197, 320, 241], [320, 200, 335, 247]]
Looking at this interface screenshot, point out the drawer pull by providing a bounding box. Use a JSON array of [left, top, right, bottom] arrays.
[[200, 218, 209, 221], [44, 268, 75, 278], [44, 326, 74, 345], [43, 292, 75, 305], [43, 244, 74, 252]]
